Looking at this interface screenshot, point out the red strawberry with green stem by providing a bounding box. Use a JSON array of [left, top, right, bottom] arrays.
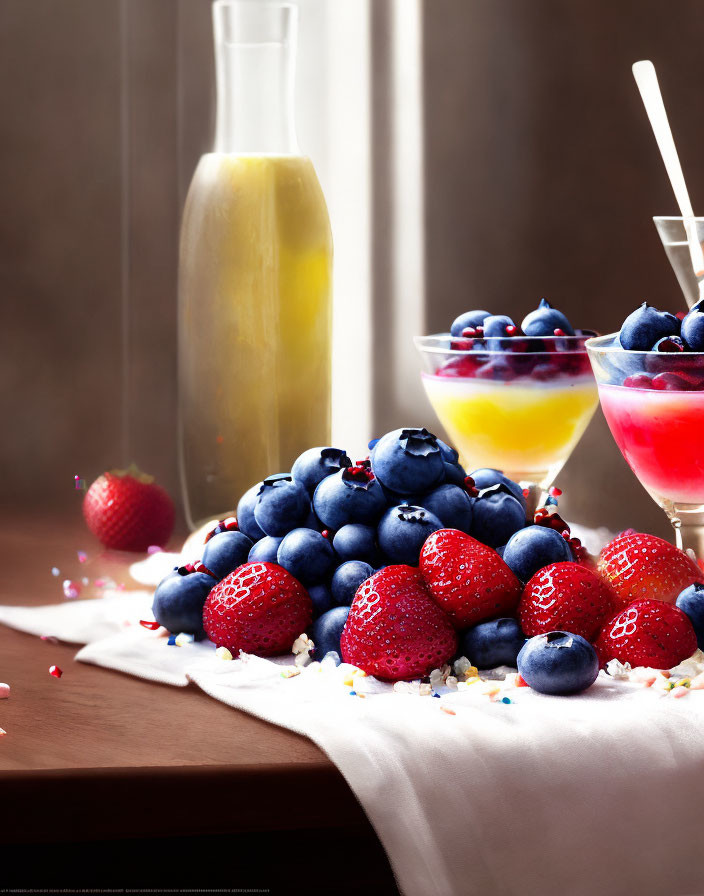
[[203, 561, 312, 657], [594, 599, 697, 669], [340, 565, 457, 680], [83, 464, 175, 552], [598, 531, 704, 609], [518, 562, 617, 641], [419, 529, 522, 629]]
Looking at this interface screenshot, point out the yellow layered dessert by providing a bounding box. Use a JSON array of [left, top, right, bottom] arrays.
[[422, 372, 598, 486]]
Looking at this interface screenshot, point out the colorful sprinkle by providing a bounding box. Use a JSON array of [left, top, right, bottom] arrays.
[[81, 577, 89, 586], [175, 632, 195, 647], [349, 690, 356, 696], [147, 545, 163, 555], [501, 696, 513, 704], [74, 475, 86, 490], [139, 619, 160, 630], [62, 580, 81, 600], [40, 635, 58, 644], [167, 635, 177, 646], [215, 646, 233, 661], [281, 667, 301, 679], [441, 705, 456, 716], [49, 665, 62, 678], [342, 668, 366, 688], [0, 683, 10, 699], [549, 486, 563, 497], [77, 551, 87, 563], [51, 567, 60, 577], [0, 727, 6, 737]]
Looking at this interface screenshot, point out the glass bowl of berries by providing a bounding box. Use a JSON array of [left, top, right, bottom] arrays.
[[586, 300, 704, 554], [415, 300, 599, 501]]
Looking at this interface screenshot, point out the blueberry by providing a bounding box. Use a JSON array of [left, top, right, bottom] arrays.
[[460, 618, 526, 669], [474, 358, 517, 381], [277, 528, 335, 585], [248, 535, 283, 564], [502, 524, 572, 582], [444, 461, 468, 487], [372, 427, 445, 495], [681, 308, 704, 351], [482, 314, 515, 338], [436, 438, 459, 465], [380, 481, 422, 507], [517, 631, 599, 695], [201, 530, 253, 580], [521, 298, 575, 337], [653, 335, 685, 352], [470, 485, 526, 548], [450, 310, 491, 336], [236, 482, 266, 541], [419, 483, 473, 533], [313, 466, 386, 530], [332, 524, 380, 565], [469, 468, 526, 511], [291, 447, 351, 493], [253, 474, 311, 537], [331, 560, 374, 606], [676, 582, 704, 649], [312, 606, 350, 660], [152, 570, 216, 635], [308, 582, 334, 618], [618, 302, 680, 351], [377, 504, 443, 565]]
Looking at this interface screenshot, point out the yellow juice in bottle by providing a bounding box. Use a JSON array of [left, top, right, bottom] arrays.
[[178, 153, 332, 526]]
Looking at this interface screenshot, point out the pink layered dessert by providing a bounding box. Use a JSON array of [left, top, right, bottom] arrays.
[[599, 383, 704, 505]]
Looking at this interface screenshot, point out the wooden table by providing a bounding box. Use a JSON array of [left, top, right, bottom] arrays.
[[0, 509, 399, 894]]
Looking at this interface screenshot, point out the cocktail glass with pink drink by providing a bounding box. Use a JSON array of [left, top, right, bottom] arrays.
[[587, 333, 704, 554]]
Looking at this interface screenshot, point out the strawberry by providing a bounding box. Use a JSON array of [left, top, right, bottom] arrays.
[[593, 599, 697, 669], [83, 465, 174, 552], [518, 562, 617, 641], [598, 531, 704, 608], [202, 561, 312, 657], [340, 565, 457, 680], [419, 529, 522, 629]]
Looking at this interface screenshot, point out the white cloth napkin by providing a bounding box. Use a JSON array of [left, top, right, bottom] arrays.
[[3, 572, 704, 896]]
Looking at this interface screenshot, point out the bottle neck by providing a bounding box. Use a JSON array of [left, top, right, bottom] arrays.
[[213, 2, 299, 155]]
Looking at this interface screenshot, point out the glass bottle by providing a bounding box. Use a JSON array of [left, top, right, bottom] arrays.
[[178, 1, 333, 529]]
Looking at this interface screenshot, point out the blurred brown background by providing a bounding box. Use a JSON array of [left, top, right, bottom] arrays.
[[3, 0, 703, 539]]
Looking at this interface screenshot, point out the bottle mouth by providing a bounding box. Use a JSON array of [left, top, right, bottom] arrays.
[[213, 1, 296, 46]]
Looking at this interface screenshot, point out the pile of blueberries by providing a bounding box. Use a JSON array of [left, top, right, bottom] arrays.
[[153, 427, 579, 663], [615, 300, 704, 390], [437, 299, 593, 382]]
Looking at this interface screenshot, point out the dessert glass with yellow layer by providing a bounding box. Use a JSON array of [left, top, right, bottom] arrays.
[[415, 333, 598, 495]]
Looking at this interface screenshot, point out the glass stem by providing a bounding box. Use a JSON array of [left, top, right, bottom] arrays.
[[671, 509, 704, 563], [520, 483, 544, 520]]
